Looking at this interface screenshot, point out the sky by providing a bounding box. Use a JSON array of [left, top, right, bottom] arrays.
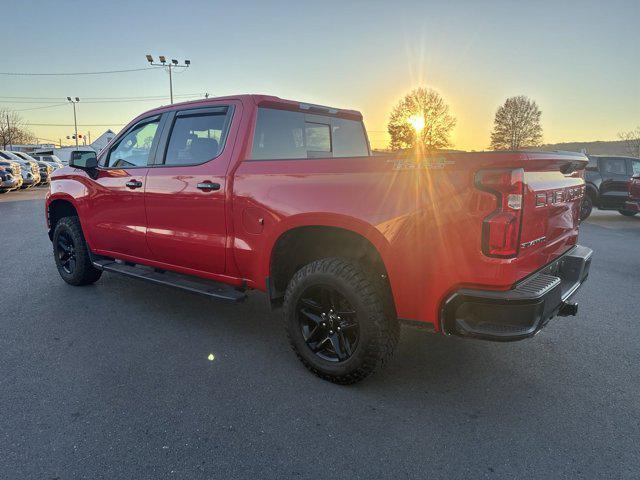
[[2, 0, 639, 150]]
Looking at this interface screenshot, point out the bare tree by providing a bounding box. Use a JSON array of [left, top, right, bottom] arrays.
[[387, 87, 456, 150], [490, 95, 543, 150], [618, 127, 640, 158], [0, 108, 35, 149]]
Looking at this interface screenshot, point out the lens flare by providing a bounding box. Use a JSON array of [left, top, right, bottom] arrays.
[[408, 114, 425, 133]]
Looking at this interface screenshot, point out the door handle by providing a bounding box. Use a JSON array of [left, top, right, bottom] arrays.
[[125, 180, 143, 189], [197, 181, 221, 191]]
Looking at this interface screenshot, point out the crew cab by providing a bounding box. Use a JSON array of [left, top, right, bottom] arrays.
[[46, 95, 593, 383], [582, 155, 640, 219]]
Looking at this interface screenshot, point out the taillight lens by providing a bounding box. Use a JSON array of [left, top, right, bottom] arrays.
[[630, 178, 640, 200], [475, 168, 524, 258]]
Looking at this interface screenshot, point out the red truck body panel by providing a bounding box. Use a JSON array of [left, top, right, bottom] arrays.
[[47, 95, 588, 329]]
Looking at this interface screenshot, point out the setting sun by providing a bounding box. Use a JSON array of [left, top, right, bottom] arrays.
[[408, 114, 425, 133]]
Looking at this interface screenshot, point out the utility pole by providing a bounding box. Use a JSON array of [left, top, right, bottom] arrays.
[[67, 97, 80, 147], [6, 114, 11, 150], [145, 55, 190, 104]]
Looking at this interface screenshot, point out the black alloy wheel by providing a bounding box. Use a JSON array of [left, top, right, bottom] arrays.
[[56, 231, 77, 274], [297, 285, 359, 362], [52, 216, 102, 286], [283, 257, 399, 384]]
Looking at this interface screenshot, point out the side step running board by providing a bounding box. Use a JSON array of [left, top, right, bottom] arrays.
[[92, 259, 246, 302]]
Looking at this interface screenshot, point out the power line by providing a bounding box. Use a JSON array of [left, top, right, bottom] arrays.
[[2, 95, 204, 105], [0, 93, 204, 101], [15, 103, 68, 112], [0, 67, 164, 76], [26, 123, 126, 127]]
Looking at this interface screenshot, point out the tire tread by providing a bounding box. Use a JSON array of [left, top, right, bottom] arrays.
[[283, 257, 399, 385]]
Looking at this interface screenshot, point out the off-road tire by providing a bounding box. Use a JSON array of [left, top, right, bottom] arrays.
[[53, 216, 102, 286], [618, 210, 638, 217], [283, 257, 399, 384]]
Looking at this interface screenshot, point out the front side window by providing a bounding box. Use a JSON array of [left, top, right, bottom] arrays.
[[631, 160, 640, 176], [107, 119, 159, 168], [164, 111, 230, 165], [600, 157, 627, 175], [251, 107, 369, 160]]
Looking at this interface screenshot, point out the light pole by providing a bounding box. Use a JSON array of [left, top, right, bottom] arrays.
[[145, 55, 190, 104], [67, 97, 80, 147]]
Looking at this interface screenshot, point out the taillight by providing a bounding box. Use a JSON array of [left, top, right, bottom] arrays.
[[630, 178, 640, 200], [475, 168, 524, 258]]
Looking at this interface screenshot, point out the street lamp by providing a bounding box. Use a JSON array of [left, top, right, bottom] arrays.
[[145, 54, 190, 104], [67, 97, 80, 147]]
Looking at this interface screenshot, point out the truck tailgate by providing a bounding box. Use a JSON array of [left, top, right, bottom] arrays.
[[519, 168, 585, 265]]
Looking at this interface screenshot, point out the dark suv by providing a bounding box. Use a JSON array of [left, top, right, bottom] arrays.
[[582, 155, 640, 219]]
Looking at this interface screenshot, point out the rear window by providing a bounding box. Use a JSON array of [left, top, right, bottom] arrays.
[[251, 107, 369, 160], [164, 109, 231, 166]]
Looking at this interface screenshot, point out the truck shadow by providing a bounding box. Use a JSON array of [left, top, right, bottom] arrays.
[[100, 273, 573, 422]]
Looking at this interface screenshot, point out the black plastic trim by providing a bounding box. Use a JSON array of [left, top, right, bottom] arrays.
[[441, 245, 593, 342]]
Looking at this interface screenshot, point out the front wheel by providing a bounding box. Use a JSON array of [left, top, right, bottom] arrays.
[[283, 257, 399, 384], [52, 216, 102, 286], [618, 210, 638, 217]]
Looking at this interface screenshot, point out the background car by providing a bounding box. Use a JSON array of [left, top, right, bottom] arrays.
[[13, 151, 48, 181], [583, 155, 640, 219], [0, 159, 23, 190], [0, 166, 19, 193], [31, 154, 64, 170], [36, 161, 53, 184], [0, 151, 40, 188]]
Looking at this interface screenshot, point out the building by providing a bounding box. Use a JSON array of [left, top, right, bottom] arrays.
[[90, 129, 116, 152]]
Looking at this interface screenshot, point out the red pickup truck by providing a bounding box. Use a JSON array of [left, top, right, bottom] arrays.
[[46, 95, 593, 384]]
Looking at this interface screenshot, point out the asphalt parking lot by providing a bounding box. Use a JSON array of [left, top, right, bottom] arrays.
[[1, 188, 639, 479]]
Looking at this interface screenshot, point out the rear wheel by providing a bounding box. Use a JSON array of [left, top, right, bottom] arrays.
[[619, 210, 638, 217], [580, 195, 593, 221], [53, 216, 102, 286], [283, 257, 399, 384]]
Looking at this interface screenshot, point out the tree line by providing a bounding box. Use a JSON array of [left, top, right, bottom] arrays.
[[1, 95, 638, 156], [387, 87, 639, 156], [0, 108, 35, 149]]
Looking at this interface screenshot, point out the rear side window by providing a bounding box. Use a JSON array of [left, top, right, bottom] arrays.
[[600, 157, 627, 175], [164, 108, 232, 165], [251, 107, 369, 160]]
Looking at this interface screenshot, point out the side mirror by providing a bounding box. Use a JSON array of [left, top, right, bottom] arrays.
[[70, 151, 97, 170], [632, 174, 640, 180]]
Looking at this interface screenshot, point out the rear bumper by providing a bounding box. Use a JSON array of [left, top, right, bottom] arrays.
[[441, 245, 593, 342]]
